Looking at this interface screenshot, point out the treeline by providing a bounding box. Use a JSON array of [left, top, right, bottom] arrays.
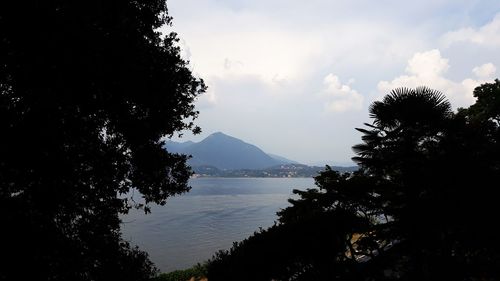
[[204, 83, 500, 281]]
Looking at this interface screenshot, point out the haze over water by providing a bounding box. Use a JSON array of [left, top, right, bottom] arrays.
[[121, 177, 315, 272]]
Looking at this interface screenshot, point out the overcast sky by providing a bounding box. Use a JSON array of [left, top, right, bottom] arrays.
[[164, 0, 500, 166]]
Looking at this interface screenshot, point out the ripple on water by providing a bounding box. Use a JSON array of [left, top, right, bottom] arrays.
[[121, 177, 315, 272]]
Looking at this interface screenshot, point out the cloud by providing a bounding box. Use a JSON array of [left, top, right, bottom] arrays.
[[167, 0, 500, 164], [167, 0, 434, 87], [321, 74, 363, 113], [193, 83, 218, 109], [405, 49, 449, 77], [472, 63, 496, 78], [178, 39, 192, 62], [165, 8, 324, 85], [441, 13, 500, 47], [377, 49, 496, 108], [377, 50, 450, 94]]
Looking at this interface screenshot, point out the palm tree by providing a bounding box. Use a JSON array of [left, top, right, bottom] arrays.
[[352, 86, 452, 178], [351, 87, 456, 280]]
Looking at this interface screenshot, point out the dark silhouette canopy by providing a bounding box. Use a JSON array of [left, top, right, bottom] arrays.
[[0, 1, 205, 280], [206, 81, 500, 281]]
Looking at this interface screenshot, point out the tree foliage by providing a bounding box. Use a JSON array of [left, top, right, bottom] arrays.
[[154, 263, 207, 281], [206, 81, 500, 281], [0, 1, 205, 280]]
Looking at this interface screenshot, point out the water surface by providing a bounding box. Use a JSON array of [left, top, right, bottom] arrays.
[[121, 177, 315, 272]]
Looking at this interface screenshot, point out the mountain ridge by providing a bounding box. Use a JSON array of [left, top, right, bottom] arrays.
[[165, 132, 291, 170], [165, 132, 358, 174]]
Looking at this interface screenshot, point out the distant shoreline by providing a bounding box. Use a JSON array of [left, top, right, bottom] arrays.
[[190, 164, 358, 178], [190, 175, 316, 179]]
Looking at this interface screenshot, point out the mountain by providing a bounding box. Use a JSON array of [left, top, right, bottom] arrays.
[[164, 140, 194, 153], [164, 132, 288, 170], [267, 153, 300, 165]]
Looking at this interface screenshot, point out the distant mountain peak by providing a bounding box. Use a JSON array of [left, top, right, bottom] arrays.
[[164, 132, 297, 170], [206, 132, 240, 141], [210, 131, 226, 137]]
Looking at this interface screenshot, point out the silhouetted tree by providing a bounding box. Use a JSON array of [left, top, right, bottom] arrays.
[[351, 87, 460, 280], [0, 1, 205, 280], [206, 83, 500, 281], [351, 84, 500, 280], [206, 167, 378, 281]]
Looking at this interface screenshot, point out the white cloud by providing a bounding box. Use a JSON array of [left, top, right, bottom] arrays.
[[167, 0, 500, 164], [405, 49, 449, 77], [194, 83, 218, 109], [165, 10, 324, 85], [378, 50, 496, 108], [377, 50, 451, 96], [167, 0, 432, 88], [441, 13, 500, 47], [178, 39, 192, 62], [322, 74, 363, 113], [472, 63, 496, 78]]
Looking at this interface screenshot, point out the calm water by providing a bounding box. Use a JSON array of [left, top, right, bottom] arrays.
[[120, 177, 315, 272]]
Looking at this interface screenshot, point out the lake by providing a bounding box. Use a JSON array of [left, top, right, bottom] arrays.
[[120, 177, 315, 272]]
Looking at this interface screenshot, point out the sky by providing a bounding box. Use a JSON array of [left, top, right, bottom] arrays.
[[163, 0, 500, 166]]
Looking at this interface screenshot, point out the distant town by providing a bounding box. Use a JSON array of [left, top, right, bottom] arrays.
[[192, 163, 358, 178]]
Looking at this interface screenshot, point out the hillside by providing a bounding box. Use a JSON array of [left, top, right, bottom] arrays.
[[164, 132, 358, 176], [165, 132, 289, 170]]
